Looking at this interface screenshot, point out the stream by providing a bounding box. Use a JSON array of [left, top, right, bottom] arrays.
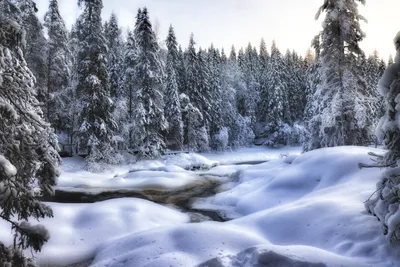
[[39, 160, 267, 267], [39, 175, 227, 222]]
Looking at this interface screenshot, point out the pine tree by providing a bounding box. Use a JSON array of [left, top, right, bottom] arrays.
[[132, 7, 167, 158], [365, 32, 400, 243], [180, 94, 210, 152], [16, 0, 48, 109], [261, 41, 290, 146], [104, 13, 126, 149], [0, 1, 60, 264], [122, 30, 137, 149], [165, 25, 184, 150], [219, 45, 254, 148], [240, 43, 260, 126], [363, 51, 385, 133], [257, 38, 270, 123], [104, 13, 123, 99], [307, 0, 369, 149], [44, 0, 73, 136], [75, 0, 119, 170], [207, 45, 223, 138], [183, 34, 210, 151]]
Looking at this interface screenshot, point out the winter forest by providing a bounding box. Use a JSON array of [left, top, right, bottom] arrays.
[[2, 0, 400, 266]]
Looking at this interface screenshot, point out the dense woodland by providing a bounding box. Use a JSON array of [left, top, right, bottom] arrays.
[[1, 0, 400, 265]]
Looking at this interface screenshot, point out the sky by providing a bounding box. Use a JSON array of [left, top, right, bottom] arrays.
[[35, 0, 399, 60]]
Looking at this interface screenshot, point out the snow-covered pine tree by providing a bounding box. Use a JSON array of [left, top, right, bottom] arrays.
[[240, 43, 260, 126], [308, 0, 369, 148], [0, 0, 60, 264], [207, 44, 224, 143], [365, 32, 400, 243], [180, 94, 209, 152], [165, 25, 184, 150], [176, 45, 187, 94], [104, 13, 127, 150], [257, 38, 270, 123], [75, 0, 119, 170], [303, 40, 323, 151], [261, 41, 291, 147], [285, 50, 307, 123], [44, 0, 73, 136], [363, 51, 385, 135], [104, 12, 123, 99], [16, 0, 48, 110], [183, 34, 210, 151], [195, 48, 212, 128], [219, 45, 254, 148], [122, 30, 137, 149], [132, 7, 167, 158]]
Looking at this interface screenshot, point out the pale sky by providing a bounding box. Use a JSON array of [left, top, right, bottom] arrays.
[[35, 0, 399, 60]]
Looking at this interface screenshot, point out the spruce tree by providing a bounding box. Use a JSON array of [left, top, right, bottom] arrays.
[[257, 38, 270, 123], [165, 25, 184, 150], [16, 0, 48, 109], [104, 13, 123, 99], [123, 30, 137, 149], [75, 0, 119, 170], [44, 0, 73, 135], [262, 41, 290, 146], [104, 13, 126, 149], [0, 0, 60, 264], [132, 7, 167, 158], [308, 0, 369, 148]]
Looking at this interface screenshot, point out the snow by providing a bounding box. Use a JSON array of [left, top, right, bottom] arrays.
[[0, 155, 17, 177], [199, 146, 301, 165], [91, 222, 268, 267], [0, 198, 189, 266], [2, 146, 399, 266], [91, 146, 399, 266]]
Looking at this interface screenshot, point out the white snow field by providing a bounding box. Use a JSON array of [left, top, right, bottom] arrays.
[[2, 146, 400, 267]]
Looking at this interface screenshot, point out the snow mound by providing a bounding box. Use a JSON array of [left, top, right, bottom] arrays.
[[199, 146, 301, 165], [91, 222, 267, 267], [0, 198, 189, 266], [164, 152, 219, 170]]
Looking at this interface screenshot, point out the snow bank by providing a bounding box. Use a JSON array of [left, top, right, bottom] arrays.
[[87, 146, 399, 266], [91, 222, 268, 267], [163, 152, 219, 170], [200, 146, 301, 165], [57, 153, 220, 192], [197, 244, 365, 267], [0, 198, 189, 266]]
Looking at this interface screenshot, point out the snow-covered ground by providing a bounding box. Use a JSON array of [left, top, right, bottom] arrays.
[[2, 146, 399, 267]]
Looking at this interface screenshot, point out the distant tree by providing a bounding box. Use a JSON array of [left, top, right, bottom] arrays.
[[123, 30, 137, 149], [240, 43, 260, 126], [44, 0, 73, 135], [104, 12, 123, 99], [104, 13, 127, 148], [75, 0, 119, 170], [257, 38, 269, 123], [180, 94, 209, 152], [0, 0, 60, 264], [132, 7, 167, 158], [261, 41, 291, 146], [165, 25, 184, 150], [363, 51, 385, 131]]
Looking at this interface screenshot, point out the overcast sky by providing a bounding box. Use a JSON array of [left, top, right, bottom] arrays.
[[35, 0, 399, 60]]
